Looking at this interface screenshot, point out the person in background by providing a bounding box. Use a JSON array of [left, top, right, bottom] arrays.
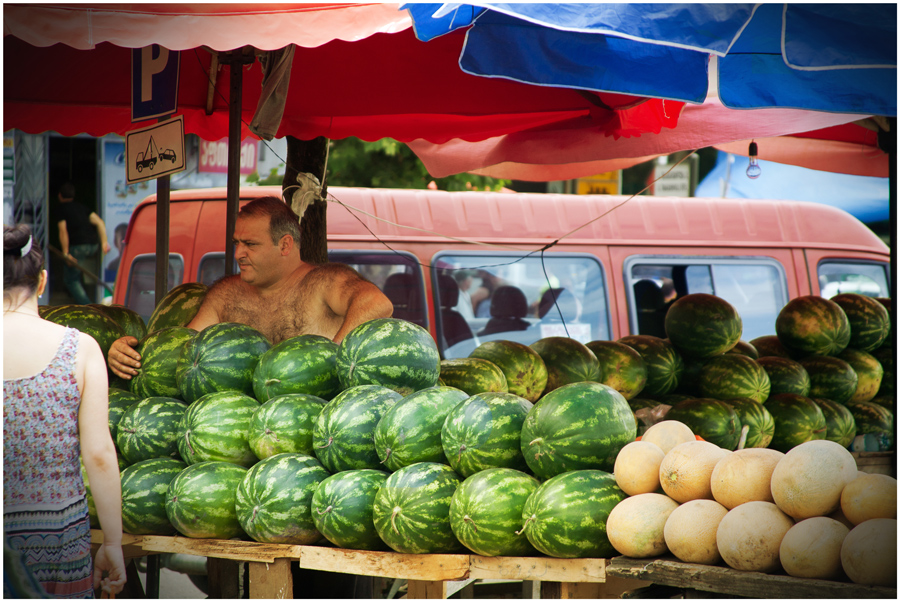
[[451, 269, 476, 320], [57, 182, 111, 304], [4, 224, 126, 598], [103, 223, 128, 283]]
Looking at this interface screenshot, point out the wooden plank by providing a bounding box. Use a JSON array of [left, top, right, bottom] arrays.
[[468, 556, 607, 583], [607, 556, 898, 599], [137, 535, 294, 563], [248, 558, 292, 599], [407, 579, 448, 598], [208, 557, 242, 598], [296, 546, 469, 581]]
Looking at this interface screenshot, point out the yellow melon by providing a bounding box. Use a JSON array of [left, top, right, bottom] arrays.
[[641, 420, 695, 454], [663, 499, 728, 565], [659, 440, 730, 503], [840, 473, 898, 526], [828, 506, 855, 530], [770, 439, 858, 520], [710, 448, 784, 509], [841, 518, 897, 586], [614, 440, 665, 496], [779, 517, 849, 580], [716, 501, 794, 573], [607, 493, 680, 558]]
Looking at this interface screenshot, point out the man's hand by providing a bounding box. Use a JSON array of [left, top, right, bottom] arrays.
[[93, 543, 126, 596], [108, 336, 141, 379]]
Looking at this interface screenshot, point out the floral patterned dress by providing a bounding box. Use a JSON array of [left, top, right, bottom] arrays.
[[4, 327, 94, 598]]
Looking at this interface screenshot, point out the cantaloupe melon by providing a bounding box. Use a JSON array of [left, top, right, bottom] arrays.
[[779, 517, 849, 580], [663, 499, 728, 565], [840, 473, 897, 525], [770, 439, 858, 520], [841, 518, 897, 586], [828, 506, 855, 530], [641, 420, 695, 454], [710, 448, 784, 509], [716, 501, 794, 573], [614, 440, 666, 496], [607, 493, 680, 558], [659, 440, 730, 503]]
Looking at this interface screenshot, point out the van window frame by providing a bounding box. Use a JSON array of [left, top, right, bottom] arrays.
[[816, 258, 891, 299], [431, 249, 612, 353], [196, 252, 239, 286], [623, 255, 789, 336], [124, 252, 186, 319]]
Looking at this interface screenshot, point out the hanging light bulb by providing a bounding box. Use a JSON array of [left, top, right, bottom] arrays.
[[746, 141, 761, 179]]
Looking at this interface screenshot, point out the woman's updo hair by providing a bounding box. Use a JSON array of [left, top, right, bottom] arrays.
[[4, 224, 45, 297]]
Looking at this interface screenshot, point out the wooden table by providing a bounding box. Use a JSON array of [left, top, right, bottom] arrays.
[[92, 531, 645, 599], [606, 555, 897, 599]]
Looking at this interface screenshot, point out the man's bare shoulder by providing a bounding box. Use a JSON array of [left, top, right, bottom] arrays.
[[302, 262, 368, 286], [205, 274, 250, 301]]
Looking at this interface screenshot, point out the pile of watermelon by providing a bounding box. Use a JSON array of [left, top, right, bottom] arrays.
[[52, 286, 892, 562]]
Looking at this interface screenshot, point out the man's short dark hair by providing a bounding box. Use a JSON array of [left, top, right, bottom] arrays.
[[59, 182, 75, 200], [238, 196, 301, 246]]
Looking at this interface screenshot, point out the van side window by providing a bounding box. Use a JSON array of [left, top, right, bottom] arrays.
[[434, 253, 610, 359], [124, 254, 185, 321], [328, 250, 427, 328], [818, 261, 890, 298], [628, 258, 787, 341], [196, 252, 239, 286]]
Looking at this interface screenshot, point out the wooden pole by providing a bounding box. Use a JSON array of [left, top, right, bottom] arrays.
[[224, 52, 244, 279]]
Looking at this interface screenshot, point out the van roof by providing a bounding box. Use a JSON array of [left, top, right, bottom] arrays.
[[132, 186, 888, 254]]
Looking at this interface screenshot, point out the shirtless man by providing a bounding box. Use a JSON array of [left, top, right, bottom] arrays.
[[108, 196, 394, 380]]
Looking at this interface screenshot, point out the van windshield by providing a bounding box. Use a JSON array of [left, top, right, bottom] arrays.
[[433, 253, 609, 359]]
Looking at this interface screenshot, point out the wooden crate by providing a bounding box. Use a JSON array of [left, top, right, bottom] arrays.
[[852, 451, 895, 477]]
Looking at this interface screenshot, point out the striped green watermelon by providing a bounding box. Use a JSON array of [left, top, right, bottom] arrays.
[[872, 346, 894, 396], [311, 469, 390, 551], [618, 335, 684, 397], [586, 340, 648, 400], [165, 460, 247, 539], [875, 297, 892, 349], [468, 340, 548, 402], [130, 326, 197, 400], [175, 322, 271, 404], [116, 396, 188, 464], [726, 340, 759, 359], [520, 469, 626, 559], [372, 462, 463, 554], [844, 401, 894, 451], [248, 394, 327, 459], [799, 356, 858, 404], [44, 304, 126, 360], [178, 391, 260, 467], [775, 295, 851, 357], [763, 393, 827, 452], [837, 348, 884, 403], [39, 304, 71, 320], [373, 386, 468, 471], [529, 337, 602, 395], [120, 457, 187, 535], [831, 293, 890, 352], [146, 282, 208, 333], [313, 385, 401, 473], [723, 397, 775, 449], [441, 392, 533, 478], [438, 358, 508, 396], [750, 335, 792, 359], [450, 468, 540, 557], [869, 395, 894, 410], [664, 293, 743, 358], [698, 354, 771, 403], [90, 303, 148, 341], [108, 387, 141, 442], [814, 398, 858, 448], [235, 453, 330, 544], [665, 398, 742, 450], [252, 335, 341, 403], [520, 381, 636, 479], [757, 356, 811, 397], [336, 318, 440, 395]]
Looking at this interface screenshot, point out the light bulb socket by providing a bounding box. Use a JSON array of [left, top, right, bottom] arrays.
[[749, 141, 758, 157]]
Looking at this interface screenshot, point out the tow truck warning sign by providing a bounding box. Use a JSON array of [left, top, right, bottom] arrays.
[[125, 115, 185, 184]]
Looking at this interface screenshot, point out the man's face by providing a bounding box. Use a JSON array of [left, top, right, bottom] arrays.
[[233, 215, 281, 286]]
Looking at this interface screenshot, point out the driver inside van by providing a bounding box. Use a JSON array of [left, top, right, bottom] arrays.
[[107, 196, 394, 380]]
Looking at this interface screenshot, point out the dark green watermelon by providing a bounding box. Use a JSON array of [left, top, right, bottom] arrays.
[[775, 295, 851, 357], [175, 322, 271, 404], [664, 293, 742, 358], [252, 335, 341, 402], [178, 391, 260, 467], [311, 469, 390, 551], [130, 326, 197, 400], [373, 386, 469, 471], [757, 356, 811, 397], [120, 457, 187, 535], [450, 468, 540, 557], [235, 453, 330, 544], [844, 401, 894, 451], [529, 337, 602, 395], [750, 335, 792, 359], [438, 358, 508, 396], [165, 461, 247, 539], [248, 393, 327, 459], [586, 340, 648, 400], [799, 356, 858, 404], [872, 346, 894, 396], [520, 381, 636, 478], [44, 304, 126, 360], [313, 385, 401, 473], [724, 397, 775, 449], [831, 293, 890, 352], [837, 348, 884, 404], [91, 303, 148, 341], [336, 318, 441, 395], [673, 355, 708, 397], [726, 340, 759, 359], [146, 282, 208, 333], [763, 393, 827, 452], [108, 387, 141, 443], [814, 397, 858, 448], [664, 398, 742, 450], [441, 392, 534, 478], [698, 354, 771, 403], [618, 335, 684, 397], [116, 396, 187, 464], [468, 340, 548, 402]]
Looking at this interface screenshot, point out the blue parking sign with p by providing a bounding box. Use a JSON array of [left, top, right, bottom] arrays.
[[132, 45, 180, 122]]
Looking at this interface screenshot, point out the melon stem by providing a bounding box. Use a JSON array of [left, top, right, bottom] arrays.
[[390, 507, 401, 534], [463, 515, 477, 533], [316, 505, 333, 516], [515, 514, 536, 536], [316, 436, 333, 450], [380, 449, 392, 464]]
